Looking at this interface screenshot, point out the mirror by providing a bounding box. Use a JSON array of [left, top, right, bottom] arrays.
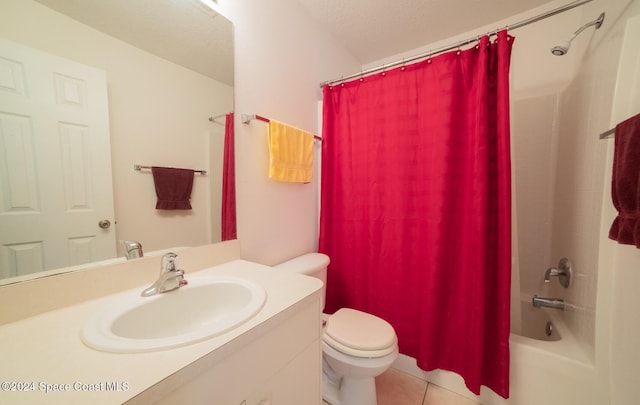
[[0, 0, 234, 284]]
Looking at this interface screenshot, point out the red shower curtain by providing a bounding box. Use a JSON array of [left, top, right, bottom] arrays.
[[221, 113, 237, 241], [319, 31, 513, 398]]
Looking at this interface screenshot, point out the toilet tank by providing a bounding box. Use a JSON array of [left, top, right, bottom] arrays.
[[273, 253, 330, 310]]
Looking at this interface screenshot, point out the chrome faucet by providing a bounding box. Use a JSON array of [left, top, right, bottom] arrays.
[[141, 253, 187, 297], [123, 240, 143, 260], [544, 257, 572, 288], [532, 295, 565, 310]]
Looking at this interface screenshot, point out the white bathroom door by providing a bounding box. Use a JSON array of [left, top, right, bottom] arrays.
[[0, 39, 116, 278]]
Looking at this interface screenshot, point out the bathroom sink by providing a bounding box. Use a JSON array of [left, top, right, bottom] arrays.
[[81, 276, 267, 353]]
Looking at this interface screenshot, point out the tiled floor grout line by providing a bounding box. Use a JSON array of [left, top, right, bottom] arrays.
[[421, 382, 430, 405]]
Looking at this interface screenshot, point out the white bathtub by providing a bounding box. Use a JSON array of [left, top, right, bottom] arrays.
[[393, 299, 601, 405], [495, 299, 596, 404]]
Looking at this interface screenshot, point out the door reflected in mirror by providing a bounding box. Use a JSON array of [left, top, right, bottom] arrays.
[[0, 0, 234, 284]]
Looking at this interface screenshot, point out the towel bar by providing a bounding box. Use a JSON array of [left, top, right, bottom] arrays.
[[134, 164, 207, 175], [599, 128, 615, 139], [241, 113, 322, 141]]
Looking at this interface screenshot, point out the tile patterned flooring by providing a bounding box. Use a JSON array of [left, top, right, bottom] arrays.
[[323, 367, 481, 405]]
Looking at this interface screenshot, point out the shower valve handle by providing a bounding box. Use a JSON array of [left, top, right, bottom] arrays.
[[544, 257, 572, 288]]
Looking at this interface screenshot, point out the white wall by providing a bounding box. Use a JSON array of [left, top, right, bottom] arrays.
[[214, 0, 361, 265], [0, 0, 233, 256]]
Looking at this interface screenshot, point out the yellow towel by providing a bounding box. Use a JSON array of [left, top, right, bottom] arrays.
[[268, 119, 314, 183]]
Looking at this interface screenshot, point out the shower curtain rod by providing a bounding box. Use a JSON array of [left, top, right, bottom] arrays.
[[321, 0, 593, 87]]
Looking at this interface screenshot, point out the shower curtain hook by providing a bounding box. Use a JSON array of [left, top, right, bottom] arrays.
[[427, 50, 433, 64], [359, 70, 364, 82], [401, 58, 406, 71], [381, 63, 387, 76]]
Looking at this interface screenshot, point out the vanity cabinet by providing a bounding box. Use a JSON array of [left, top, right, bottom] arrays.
[[146, 298, 322, 405]]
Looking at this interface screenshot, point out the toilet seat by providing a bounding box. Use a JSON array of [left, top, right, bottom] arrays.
[[323, 308, 397, 358]]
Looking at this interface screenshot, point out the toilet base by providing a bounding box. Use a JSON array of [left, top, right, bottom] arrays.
[[322, 361, 378, 405], [322, 371, 340, 405]]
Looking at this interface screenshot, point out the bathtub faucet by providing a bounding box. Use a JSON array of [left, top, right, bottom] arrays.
[[532, 295, 565, 310]]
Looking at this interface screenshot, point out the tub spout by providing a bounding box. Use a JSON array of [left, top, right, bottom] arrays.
[[532, 295, 565, 310]]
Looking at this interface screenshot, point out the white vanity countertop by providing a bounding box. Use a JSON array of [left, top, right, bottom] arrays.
[[0, 259, 322, 405]]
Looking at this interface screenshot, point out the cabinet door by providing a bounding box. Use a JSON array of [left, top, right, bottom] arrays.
[[150, 299, 322, 405], [245, 339, 321, 405]]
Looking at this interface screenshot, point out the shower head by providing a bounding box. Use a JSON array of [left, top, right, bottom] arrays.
[[550, 12, 605, 56]]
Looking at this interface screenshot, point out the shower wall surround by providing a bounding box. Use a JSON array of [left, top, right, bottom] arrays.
[[512, 94, 559, 304]]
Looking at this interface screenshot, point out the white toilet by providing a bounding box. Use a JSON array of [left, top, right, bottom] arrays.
[[274, 253, 398, 405]]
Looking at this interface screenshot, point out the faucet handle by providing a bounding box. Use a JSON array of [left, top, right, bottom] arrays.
[[544, 257, 572, 288], [175, 268, 188, 286], [179, 277, 188, 287], [161, 252, 178, 273], [544, 267, 560, 282]]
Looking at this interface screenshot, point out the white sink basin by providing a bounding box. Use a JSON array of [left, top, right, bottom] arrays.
[[81, 276, 266, 353]]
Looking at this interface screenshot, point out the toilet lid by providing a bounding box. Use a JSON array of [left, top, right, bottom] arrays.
[[323, 308, 397, 358]]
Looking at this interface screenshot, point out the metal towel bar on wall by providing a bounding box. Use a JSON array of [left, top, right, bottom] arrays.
[[599, 112, 640, 139], [133, 164, 207, 175], [241, 113, 323, 141], [599, 128, 615, 139]]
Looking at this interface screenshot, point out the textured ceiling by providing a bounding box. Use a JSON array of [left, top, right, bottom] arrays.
[[294, 0, 559, 65], [34, 0, 234, 86]]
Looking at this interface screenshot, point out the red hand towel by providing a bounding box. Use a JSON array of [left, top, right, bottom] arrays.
[[151, 166, 194, 210], [221, 113, 237, 240], [609, 113, 640, 247]]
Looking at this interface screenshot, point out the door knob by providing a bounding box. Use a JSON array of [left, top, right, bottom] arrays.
[[98, 219, 111, 229]]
